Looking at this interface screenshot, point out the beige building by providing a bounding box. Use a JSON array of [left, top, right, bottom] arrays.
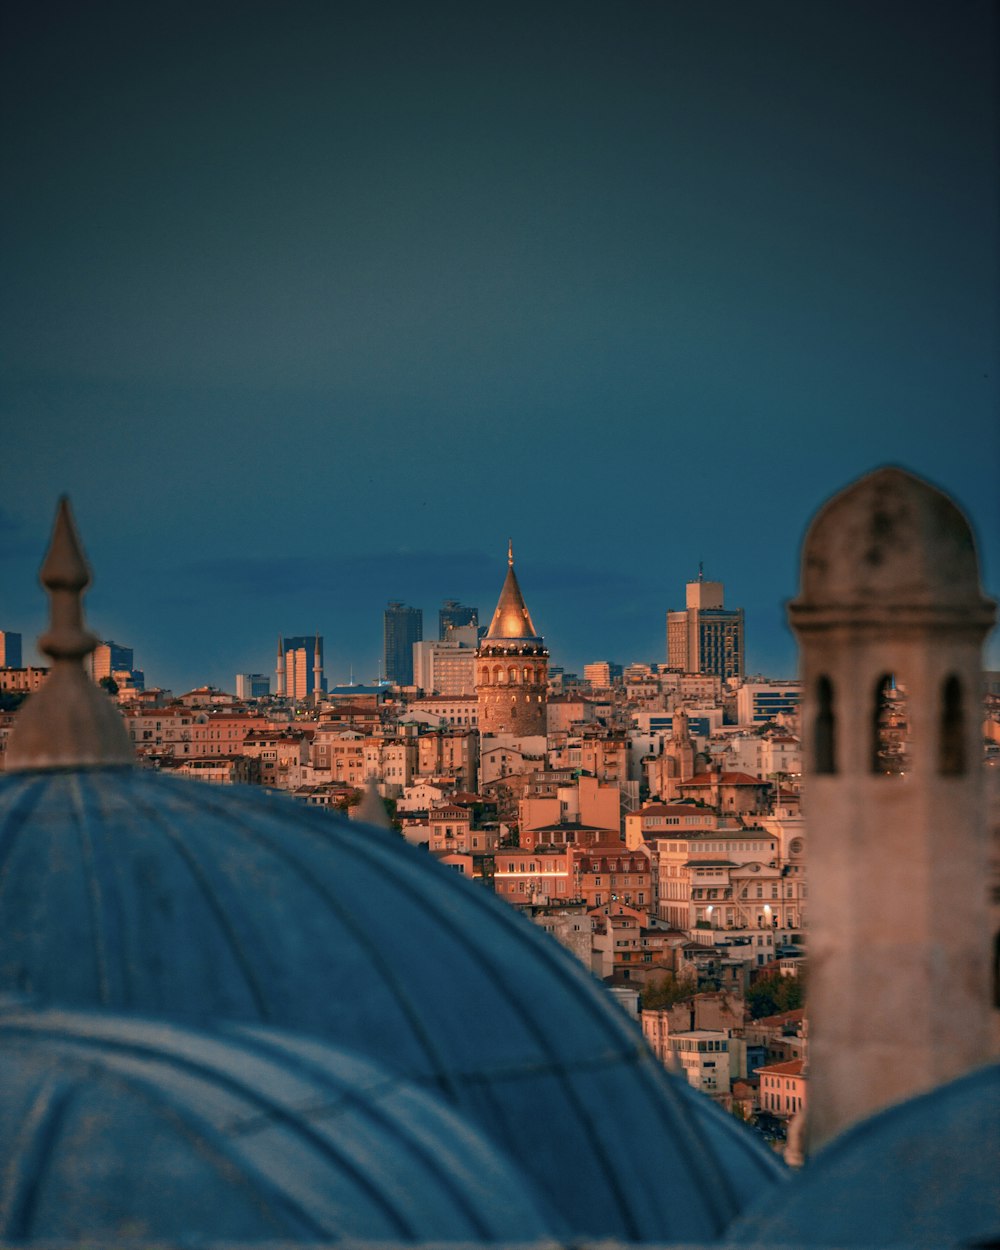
[[547, 734, 628, 784], [757, 1058, 807, 1121], [412, 634, 478, 696], [653, 827, 783, 932], [0, 667, 48, 693], [667, 1030, 745, 1097], [666, 574, 744, 680]]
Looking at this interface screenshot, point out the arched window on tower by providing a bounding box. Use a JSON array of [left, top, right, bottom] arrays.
[[496, 666, 505, 684], [508, 666, 517, 684], [480, 668, 490, 687], [939, 674, 966, 776], [815, 675, 836, 775], [872, 674, 909, 776]]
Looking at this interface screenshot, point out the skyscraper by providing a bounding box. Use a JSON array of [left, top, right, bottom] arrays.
[[439, 600, 478, 640], [90, 641, 133, 684], [235, 673, 270, 700], [0, 631, 22, 668], [276, 635, 324, 700], [383, 603, 422, 685], [666, 572, 745, 680]]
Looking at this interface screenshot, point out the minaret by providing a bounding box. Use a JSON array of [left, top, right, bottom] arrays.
[[476, 541, 548, 737], [788, 467, 995, 1152], [313, 632, 323, 701], [275, 636, 285, 699]]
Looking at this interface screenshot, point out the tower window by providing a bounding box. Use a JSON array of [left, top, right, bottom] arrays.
[[872, 674, 909, 776], [814, 675, 836, 774], [939, 674, 965, 776]]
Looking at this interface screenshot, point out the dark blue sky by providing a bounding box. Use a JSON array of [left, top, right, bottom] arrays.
[[2, 1, 997, 690]]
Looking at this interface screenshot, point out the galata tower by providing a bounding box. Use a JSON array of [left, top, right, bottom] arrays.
[[476, 541, 548, 736]]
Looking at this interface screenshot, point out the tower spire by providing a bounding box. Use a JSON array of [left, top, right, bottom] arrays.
[[508, 538, 513, 567], [6, 498, 134, 771]]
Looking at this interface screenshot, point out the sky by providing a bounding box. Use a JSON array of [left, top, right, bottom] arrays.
[[2, 0, 997, 692]]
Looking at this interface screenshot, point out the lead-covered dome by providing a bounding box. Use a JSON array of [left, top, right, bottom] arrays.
[[0, 766, 782, 1240], [0, 1001, 560, 1244], [0, 498, 782, 1243], [729, 1062, 1000, 1248]]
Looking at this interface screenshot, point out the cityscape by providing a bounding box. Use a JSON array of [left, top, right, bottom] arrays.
[[1, 1, 998, 1245], [2, 514, 998, 1170]]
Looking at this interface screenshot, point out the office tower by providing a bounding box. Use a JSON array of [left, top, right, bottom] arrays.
[[277, 635, 324, 701], [476, 542, 548, 736], [439, 600, 478, 640], [666, 571, 744, 680], [236, 673, 271, 700], [91, 641, 134, 684], [0, 631, 22, 668], [413, 635, 478, 695], [384, 604, 422, 685], [584, 661, 621, 688]]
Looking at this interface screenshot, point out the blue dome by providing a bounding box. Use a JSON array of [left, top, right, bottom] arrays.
[[729, 1062, 1000, 1247], [0, 1000, 560, 1244], [0, 768, 782, 1240]]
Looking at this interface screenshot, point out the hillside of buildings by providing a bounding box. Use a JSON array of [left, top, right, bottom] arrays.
[[2, 579, 998, 1163]]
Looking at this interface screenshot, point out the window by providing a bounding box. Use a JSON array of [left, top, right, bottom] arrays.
[[873, 674, 909, 775], [940, 674, 965, 775], [814, 675, 836, 773]]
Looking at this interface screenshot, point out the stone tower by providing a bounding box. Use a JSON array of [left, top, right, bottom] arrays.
[[787, 467, 996, 1152], [477, 542, 548, 737]]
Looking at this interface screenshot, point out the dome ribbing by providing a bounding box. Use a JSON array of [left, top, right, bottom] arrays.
[[0, 767, 782, 1241], [0, 1001, 560, 1244]]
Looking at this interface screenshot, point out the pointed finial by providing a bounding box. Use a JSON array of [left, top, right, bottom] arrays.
[[355, 776, 392, 830], [508, 538, 514, 567], [6, 498, 135, 771]]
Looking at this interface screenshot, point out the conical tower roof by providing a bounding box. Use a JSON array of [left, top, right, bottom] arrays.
[[484, 540, 541, 641]]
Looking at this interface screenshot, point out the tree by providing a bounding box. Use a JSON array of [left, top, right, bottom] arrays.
[[99, 676, 119, 696], [746, 970, 806, 1019], [640, 973, 698, 1011]]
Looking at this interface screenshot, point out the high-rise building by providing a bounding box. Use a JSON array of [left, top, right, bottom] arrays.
[[0, 631, 22, 668], [476, 542, 548, 737], [439, 600, 478, 640], [413, 629, 479, 695], [584, 661, 622, 688], [384, 604, 422, 685], [236, 673, 271, 700], [666, 572, 744, 680], [276, 635, 325, 701], [91, 641, 134, 684]]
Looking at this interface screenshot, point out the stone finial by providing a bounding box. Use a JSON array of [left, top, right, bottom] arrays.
[[355, 777, 392, 830], [5, 498, 135, 771], [507, 537, 514, 567]]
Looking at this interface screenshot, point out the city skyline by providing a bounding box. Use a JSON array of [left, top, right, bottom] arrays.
[[2, 1, 997, 691]]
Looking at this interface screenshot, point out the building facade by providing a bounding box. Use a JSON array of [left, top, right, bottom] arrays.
[[666, 574, 745, 680]]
